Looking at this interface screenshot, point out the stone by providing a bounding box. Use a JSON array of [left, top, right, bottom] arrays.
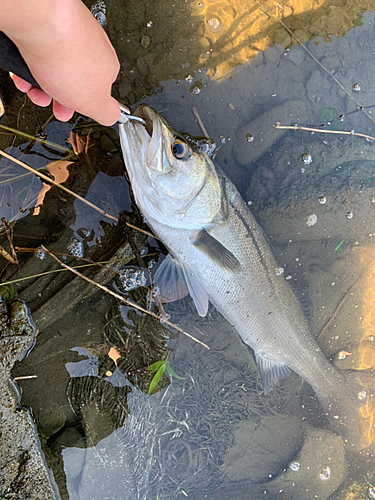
[[267, 427, 346, 500], [306, 69, 324, 93], [223, 415, 306, 482], [234, 100, 308, 166]]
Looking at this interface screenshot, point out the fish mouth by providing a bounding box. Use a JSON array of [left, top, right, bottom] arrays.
[[133, 105, 155, 138]]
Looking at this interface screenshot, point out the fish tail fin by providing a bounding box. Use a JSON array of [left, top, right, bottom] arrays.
[[320, 370, 375, 452]]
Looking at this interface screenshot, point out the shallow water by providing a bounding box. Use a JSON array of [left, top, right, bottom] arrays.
[[3, 1, 375, 499]]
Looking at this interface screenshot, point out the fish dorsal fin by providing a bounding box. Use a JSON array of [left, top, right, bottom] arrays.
[[193, 230, 241, 273], [255, 353, 291, 394], [153, 254, 209, 317]]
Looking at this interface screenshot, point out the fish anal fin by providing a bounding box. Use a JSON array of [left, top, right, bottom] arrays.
[[193, 230, 241, 273], [255, 353, 291, 394], [153, 254, 209, 317]]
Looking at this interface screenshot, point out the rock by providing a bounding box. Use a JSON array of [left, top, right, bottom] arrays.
[[140, 35, 151, 48], [0, 297, 58, 499], [306, 69, 324, 93], [223, 415, 306, 482], [286, 46, 305, 66], [234, 100, 308, 166], [267, 427, 346, 500], [136, 56, 148, 75]]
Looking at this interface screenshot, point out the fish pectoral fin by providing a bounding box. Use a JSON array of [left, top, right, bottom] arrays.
[[193, 230, 241, 273], [153, 254, 209, 317], [153, 254, 190, 302], [255, 353, 291, 394]]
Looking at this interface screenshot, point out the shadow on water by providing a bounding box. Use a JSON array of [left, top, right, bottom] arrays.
[[3, 0, 375, 499]]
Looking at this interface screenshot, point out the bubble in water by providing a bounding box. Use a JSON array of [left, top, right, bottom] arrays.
[[67, 237, 84, 258], [206, 17, 222, 32], [185, 74, 194, 83], [346, 211, 353, 219], [119, 268, 147, 291], [318, 195, 326, 205], [219, 134, 226, 144], [290, 461, 300, 472], [190, 81, 202, 95], [90, 1, 107, 26], [319, 467, 331, 481], [36, 247, 46, 260], [353, 82, 361, 92], [306, 214, 317, 227], [358, 390, 367, 401], [285, 275, 292, 280], [147, 20, 153, 27], [369, 486, 375, 498], [301, 152, 312, 164], [246, 134, 254, 142], [275, 267, 284, 276]]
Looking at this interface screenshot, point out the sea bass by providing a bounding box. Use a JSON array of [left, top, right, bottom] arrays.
[[119, 104, 374, 448]]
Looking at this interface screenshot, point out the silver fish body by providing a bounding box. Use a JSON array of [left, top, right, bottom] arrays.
[[119, 105, 373, 448]]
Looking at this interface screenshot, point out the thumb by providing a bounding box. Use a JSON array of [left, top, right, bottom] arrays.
[[93, 96, 121, 126]]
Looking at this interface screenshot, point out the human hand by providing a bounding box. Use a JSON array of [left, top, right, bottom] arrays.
[[2, 0, 121, 126]]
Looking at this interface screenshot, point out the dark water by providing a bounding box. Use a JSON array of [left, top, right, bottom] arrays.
[[2, 1, 375, 499]]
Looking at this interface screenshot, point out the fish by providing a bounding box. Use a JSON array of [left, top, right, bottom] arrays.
[[119, 104, 374, 450]]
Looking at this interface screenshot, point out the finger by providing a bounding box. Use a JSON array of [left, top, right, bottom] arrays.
[[52, 101, 74, 122], [9, 73, 33, 93], [28, 87, 52, 107], [93, 96, 121, 126]]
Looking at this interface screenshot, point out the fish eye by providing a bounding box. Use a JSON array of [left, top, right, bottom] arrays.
[[172, 139, 189, 159]]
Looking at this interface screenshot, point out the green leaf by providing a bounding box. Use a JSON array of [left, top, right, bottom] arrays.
[[165, 363, 184, 379], [148, 365, 165, 395], [334, 239, 344, 252], [148, 360, 166, 372]]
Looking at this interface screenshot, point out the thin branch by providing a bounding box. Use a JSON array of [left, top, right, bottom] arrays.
[[13, 375, 37, 381], [277, 18, 375, 125], [0, 123, 70, 152], [192, 106, 210, 139], [0, 149, 118, 222], [42, 245, 210, 350], [274, 122, 375, 142], [0, 149, 158, 239]]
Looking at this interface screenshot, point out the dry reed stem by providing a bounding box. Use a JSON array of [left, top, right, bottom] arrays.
[[41, 245, 209, 350], [275, 123, 375, 142]]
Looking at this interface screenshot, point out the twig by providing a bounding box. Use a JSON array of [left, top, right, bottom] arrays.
[[1, 218, 18, 265], [0, 149, 158, 240], [278, 18, 375, 125], [0, 149, 118, 222], [274, 122, 375, 142], [41, 245, 210, 349], [0, 123, 69, 152], [0, 244, 17, 265], [192, 107, 210, 140], [13, 375, 37, 381]]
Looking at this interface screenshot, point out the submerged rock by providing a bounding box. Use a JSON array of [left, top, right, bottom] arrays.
[[223, 415, 306, 482], [234, 100, 308, 167], [267, 426, 346, 499], [0, 295, 58, 499]]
